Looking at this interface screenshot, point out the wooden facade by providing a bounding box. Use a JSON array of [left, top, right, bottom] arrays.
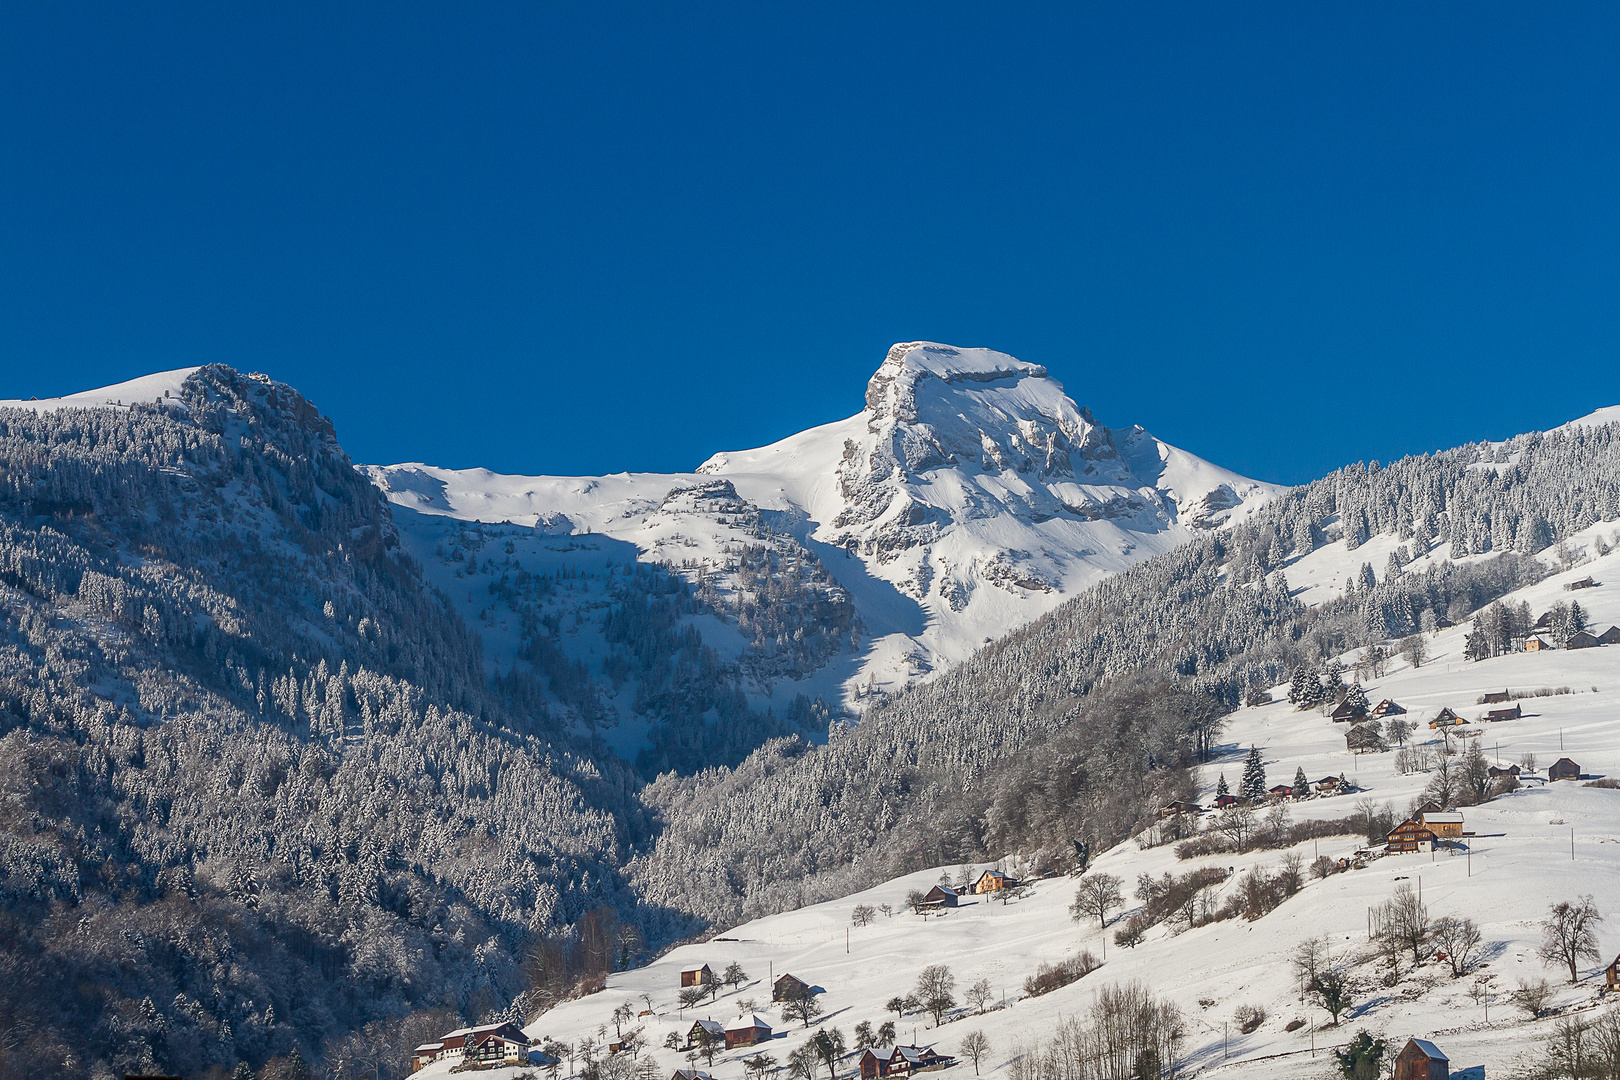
[[1393, 1039, 1448, 1080], [681, 964, 716, 987], [1387, 819, 1437, 854], [860, 1050, 891, 1078], [725, 1016, 773, 1048], [1568, 631, 1601, 650], [415, 1023, 530, 1071], [1429, 707, 1462, 729], [1420, 810, 1464, 839], [773, 973, 811, 1001], [1526, 636, 1552, 652], [1600, 625, 1620, 645], [1484, 704, 1521, 722], [1549, 757, 1582, 782], [920, 885, 958, 909], [973, 869, 1019, 893], [1481, 690, 1512, 704], [1330, 699, 1368, 723], [688, 1020, 725, 1048]]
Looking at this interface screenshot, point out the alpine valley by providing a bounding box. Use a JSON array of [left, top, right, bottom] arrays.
[[2, 345, 1620, 1080]]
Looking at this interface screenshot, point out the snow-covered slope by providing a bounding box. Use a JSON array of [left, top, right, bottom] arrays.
[[366, 343, 1282, 716], [0, 367, 199, 412], [418, 532, 1620, 1080]]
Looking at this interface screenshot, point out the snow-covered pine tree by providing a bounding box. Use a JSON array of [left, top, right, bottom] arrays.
[[1344, 681, 1369, 714], [1293, 766, 1308, 794], [1216, 773, 1230, 799], [1287, 664, 1313, 707], [1240, 746, 1267, 802]]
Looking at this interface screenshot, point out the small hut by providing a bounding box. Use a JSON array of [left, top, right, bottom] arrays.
[[1393, 1039, 1448, 1080]]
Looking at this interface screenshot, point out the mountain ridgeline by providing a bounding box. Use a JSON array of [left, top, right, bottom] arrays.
[[0, 363, 1617, 1080]]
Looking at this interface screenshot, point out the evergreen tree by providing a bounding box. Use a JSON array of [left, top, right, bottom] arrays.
[[1215, 773, 1229, 800], [1293, 766, 1308, 794], [1571, 600, 1588, 634], [1343, 682, 1369, 715], [1240, 747, 1267, 802], [1287, 664, 1313, 707]]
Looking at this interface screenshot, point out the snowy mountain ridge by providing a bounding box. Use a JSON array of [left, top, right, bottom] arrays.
[[366, 342, 1283, 715]]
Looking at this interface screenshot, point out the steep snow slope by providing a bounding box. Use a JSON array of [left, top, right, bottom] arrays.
[[367, 343, 1282, 716], [420, 532, 1620, 1080]]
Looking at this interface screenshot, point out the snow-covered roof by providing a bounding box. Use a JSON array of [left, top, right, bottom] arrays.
[[726, 1015, 772, 1032], [1422, 811, 1464, 824], [691, 1019, 725, 1034], [1408, 1039, 1447, 1060], [415, 1042, 444, 1052]]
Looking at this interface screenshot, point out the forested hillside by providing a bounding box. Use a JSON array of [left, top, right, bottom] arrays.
[[634, 422, 1620, 928], [3, 363, 1618, 1080], [0, 369, 665, 1080]]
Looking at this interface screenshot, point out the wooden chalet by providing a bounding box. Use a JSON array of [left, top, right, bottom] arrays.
[[725, 1015, 773, 1048], [1533, 611, 1554, 630], [1429, 707, 1462, 729], [772, 972, 812, 1001], [1393, 1039, 1448, 1080], [1526, 636, 1552, 652], [1329, 699, 1369, 723], [1314, 775, 1344, 793], [415, 1023, 530, 1070], [1549, 757, 1582, 782], [1600, 625, 1620, 645], [672, 1071, 715, 1080], [1387, 819, 1437, 854], [1565, 576, 1599, 591], [920, 884, 958, 909], [1481, 690, 1512, 704], [1484, 704, 1521, 722], [973, 869, 1019, 893], [1606, 955, 1620, 991], [1213, 793, 1238, 808], [1568, 630, 1601, 650], [1370, 699, 1407, 718], [681, 964, 716, 988], [1266, 784, 1294, 801], [1157, 802, 1200, 820], [860, 1049, 892, 1079], [687, 1019, 725, 1048], [1488, 763, 1521, 779], [888, 1045, 954, 1074], [1420, 810, 1464, 839]]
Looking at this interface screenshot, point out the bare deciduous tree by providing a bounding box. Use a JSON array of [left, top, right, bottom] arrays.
[[1069, 873, 1124, 928], [1430, 916, 1483, 978], [1540, 896, 1604, 983], [959, 1031, 991, 1076]]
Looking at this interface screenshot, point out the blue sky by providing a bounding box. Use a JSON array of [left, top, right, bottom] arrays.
[[1, 5, 1617, 485]]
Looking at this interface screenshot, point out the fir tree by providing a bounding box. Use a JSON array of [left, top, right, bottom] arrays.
[[1293, 766, 1308, 794], [1287, 664, 1313, 707], [1343, 681, 1369, 715], [1216, 773, 1229, 799], [1240, 746, 1267, 802]]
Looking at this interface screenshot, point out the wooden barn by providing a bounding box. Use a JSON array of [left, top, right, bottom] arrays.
[[773, 973, 812, 1001], [725, 1015, 773, 1048], [1387, 819, 1437, 854], [1483, 704, 1520, 722], [1568, 630, 1601, 650], [860, 1050, 891, 1079], [1157, 802, 1200, 820], [1489, 763, 1521, 779], [672, 1070, 715, 1080], [1213, 793, 1238, 808], [1314, 775, 1344, 793], [1607, 954, 1620, 991], [1600, 625, 1620, 645], [1370, 698, 1407, 717], [1420, 810, 1464, 839], [1346, 723, 1384, 753], [1393, 1038, 1448, 1080], [1481, 690, 1512, 704], [681, 964, 715, 988], [1549, 757, 1582, 782], [1330, 698, 1368, 723], [920, 884, 959, 909]]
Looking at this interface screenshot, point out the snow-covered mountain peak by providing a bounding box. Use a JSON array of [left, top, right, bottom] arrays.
[[369, 342, 1282, 722], [0, 366, 201, 413]]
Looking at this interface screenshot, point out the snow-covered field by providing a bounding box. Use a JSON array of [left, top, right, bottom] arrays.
[[413, 532, 1620, 1080]]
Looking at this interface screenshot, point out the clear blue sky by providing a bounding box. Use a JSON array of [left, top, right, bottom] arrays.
[[2, 5, 1617, 485]]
